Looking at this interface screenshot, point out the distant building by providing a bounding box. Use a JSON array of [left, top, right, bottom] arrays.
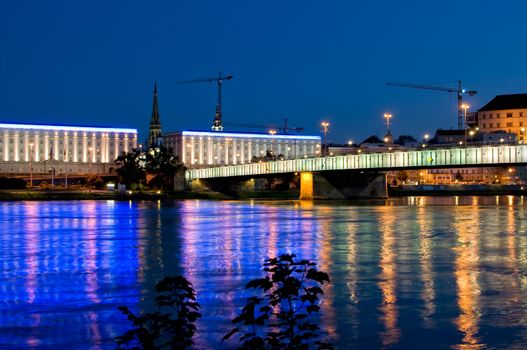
[[428, 129, 465, 145], [477, 93, 527, 141], [0, 122, 137, 175], [163, 131, 321, 168], [465, 112, 477, 128], [394, 135, 420, 148], [474, 130, 516, 144], [327, 143, 358, 155], [359, 135, 405, 151], [359, 135, 386, 150]]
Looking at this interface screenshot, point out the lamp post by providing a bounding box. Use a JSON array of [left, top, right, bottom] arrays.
[[461, 103, 470, 143], [321, 121, 330, 156], [422, 133, 430, 148], [383, 113, 393, 144], [29, 143, 34, 187], [383, 113, 392, 134]]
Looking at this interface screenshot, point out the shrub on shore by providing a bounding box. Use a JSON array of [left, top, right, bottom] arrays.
[[116, 254, 333, 349], [116, 276, 201, 350], [223, 254, 333, 350]]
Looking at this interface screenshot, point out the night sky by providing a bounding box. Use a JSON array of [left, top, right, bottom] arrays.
[[1, 1, 526, 144]]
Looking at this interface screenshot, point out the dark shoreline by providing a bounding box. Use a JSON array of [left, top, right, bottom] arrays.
[[1, 185, 526, 201], [0, 190, 298, 201], [389, 184, 527, 197]]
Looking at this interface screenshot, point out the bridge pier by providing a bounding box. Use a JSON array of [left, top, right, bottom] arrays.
[[300, 171, 388, 199]]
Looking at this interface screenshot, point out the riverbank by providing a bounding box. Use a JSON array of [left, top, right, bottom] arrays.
[[0, 189, 298, 201], [389, 184, 527, 196], [2, 185, 526, 201]]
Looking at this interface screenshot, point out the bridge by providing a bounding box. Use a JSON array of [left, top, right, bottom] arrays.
[[185, 144, 527, 199]]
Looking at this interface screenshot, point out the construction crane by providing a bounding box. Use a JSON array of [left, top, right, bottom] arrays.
[[386, 80, 477, 129], [177, 72, 233, 131], [279, 118, 304, 134], [224, 118, 304, 134]]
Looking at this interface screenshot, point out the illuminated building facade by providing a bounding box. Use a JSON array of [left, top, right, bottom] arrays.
[[0, 122, 137, 175], [163, 130, 321, 168], [478, 94, 527, 142]]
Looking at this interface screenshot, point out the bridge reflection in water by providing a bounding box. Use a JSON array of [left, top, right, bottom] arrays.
[[1, 198, 527, 348]]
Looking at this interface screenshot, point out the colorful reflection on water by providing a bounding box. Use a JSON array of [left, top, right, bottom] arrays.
[[1, 197, 527, 349]]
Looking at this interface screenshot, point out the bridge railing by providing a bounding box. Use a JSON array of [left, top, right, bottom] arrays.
[[186, 144, 527, 181]]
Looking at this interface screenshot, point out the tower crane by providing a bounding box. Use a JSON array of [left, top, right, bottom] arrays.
[[279, 118, 304, 134], [177, 72, 233, 131], [224, 118, 304, 134], [386, 81, 477, 129]]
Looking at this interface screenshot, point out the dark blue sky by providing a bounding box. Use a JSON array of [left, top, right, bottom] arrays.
[[1, 1, 526, 144]]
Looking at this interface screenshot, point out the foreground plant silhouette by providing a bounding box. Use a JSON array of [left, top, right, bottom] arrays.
[[223, 254, 334, 350], [116, 276, 201, 350]]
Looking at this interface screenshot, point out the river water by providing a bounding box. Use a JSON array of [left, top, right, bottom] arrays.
[[1, 197, 527, 349]]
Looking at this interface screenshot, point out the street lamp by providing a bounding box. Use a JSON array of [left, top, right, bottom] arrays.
[[348, 140, 353, 146], [461, 104, 470, 127], [321, 121, 330, 156], [383, 113, 392, 134], [461, 103, 470, 142], [422, 133, 430, 148], [29, 143, 34, 187]]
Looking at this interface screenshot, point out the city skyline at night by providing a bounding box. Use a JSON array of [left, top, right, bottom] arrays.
[[1, 1, 527, 143]]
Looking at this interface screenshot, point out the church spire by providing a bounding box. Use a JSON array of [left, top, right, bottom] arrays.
[[148, 82, 162, 148]]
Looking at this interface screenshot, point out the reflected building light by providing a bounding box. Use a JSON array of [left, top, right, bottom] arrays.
[[377, 207, 400, 346], [417, 207, 436, 328], [453, 210, 482, 348]]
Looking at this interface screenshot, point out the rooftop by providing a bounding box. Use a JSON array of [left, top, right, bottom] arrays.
[[0, 121, 137, 133], [164, 130, 321, 140], [478, 94, 527, 112]]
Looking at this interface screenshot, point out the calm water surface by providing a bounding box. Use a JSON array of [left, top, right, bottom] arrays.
[[1, 197, 527, 349]]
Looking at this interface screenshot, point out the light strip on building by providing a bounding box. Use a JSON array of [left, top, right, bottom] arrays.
[[0, 123, 137, 134], [180, 130, 321, 140]]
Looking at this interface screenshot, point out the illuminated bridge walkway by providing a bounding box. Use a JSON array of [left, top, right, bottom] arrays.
[[185, 144, 527, 199]]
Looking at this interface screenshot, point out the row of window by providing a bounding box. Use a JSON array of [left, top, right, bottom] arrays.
[[184, 144, 313, 151], [0, 140, 131, 149], [481, 121, 524, 129], [430, 169, 481, 174], [480, 112, 525, 119], [174, 137, 318, 144]]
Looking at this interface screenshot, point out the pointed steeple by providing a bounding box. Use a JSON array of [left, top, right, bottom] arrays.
[[148, 82, 162, 147]]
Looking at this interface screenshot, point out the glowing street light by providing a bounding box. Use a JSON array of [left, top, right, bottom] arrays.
[[321, 121, 330, 156], [461, 103, 470, 126], [269, 129, 277, 135], [461, 103, 470, 142], [348, 140, 353, 146], [383, 113, 393, 133]]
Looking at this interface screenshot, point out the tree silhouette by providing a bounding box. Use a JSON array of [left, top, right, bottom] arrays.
[[114, 149, 145, 188], [224, 254, 334, 350], [145, 146, 184, 190]]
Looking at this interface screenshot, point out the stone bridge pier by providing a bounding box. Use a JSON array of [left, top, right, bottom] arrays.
[[300, 170, 388, 199]]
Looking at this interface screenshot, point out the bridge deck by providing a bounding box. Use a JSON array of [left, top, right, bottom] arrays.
[[186, 144, 527, 180]]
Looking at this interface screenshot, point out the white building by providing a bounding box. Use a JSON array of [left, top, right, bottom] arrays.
[[163, 130, 321, 168], [0, 122, 137, 175]]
